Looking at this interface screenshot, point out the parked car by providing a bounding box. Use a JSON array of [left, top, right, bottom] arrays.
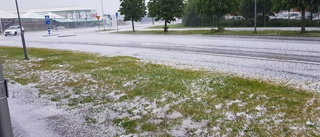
[[4, 26, 23, 36], [313, 17, 320, 20], [271, 12, 300, 20], [225, 16, 245, 20]]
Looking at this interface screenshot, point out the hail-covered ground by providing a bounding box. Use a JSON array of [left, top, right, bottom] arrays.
[[1, 24, 320, 136]]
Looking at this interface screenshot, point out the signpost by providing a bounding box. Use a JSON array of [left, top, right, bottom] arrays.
[[116, 12, 119, 32], [96, 15, 101, 31], [0, 60, 13, 137], [45, 15, 50, 35]]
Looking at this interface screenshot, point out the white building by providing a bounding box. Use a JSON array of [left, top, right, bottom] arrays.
[[0, 6, 101, 31]]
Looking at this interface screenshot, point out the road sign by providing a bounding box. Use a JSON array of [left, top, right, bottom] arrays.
[[48, 28, 51, 35], [96, 16, 100, 20], [116, 12, 119, 18], [46, 20, 51, 25], [45, 15, 50, 20]]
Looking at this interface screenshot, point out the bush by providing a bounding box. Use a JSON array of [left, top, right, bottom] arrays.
[[183, 15, 320, 27], [266, 19, 320, 27]]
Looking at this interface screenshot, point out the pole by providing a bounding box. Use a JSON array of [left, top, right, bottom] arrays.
[[0, 60, 14, 137], [0, 10, 3, 34], [318, 5, 320, 27], [116, 12, 118, 32], [101, 0, 105, 30], [254, 0, 257, 33], [15, 0, 29, 60]]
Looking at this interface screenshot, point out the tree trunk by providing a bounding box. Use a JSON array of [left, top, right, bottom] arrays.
[[131, 19, 135, 32], [164, 20, 168, 32], [217, 15, 223, 31], [301, 8, 306, 33]]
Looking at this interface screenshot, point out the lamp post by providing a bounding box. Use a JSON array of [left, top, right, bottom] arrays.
[[0, 10, 3, 34], [318, 5, 320, 26], [0, 14, 2, 35], [15, 0, 29, 60], [254, 0, 257, 33], [101, 0, 106, 30]]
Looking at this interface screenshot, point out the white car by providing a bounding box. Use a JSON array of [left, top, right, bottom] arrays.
[[271, 12, 300, 20], [4, 26, 23, 36]]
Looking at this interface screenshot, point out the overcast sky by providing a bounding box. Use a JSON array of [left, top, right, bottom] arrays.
[[0, 0, 122, 15]]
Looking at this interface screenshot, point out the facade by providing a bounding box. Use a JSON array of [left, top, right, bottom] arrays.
[[0, 6, 101, 32]]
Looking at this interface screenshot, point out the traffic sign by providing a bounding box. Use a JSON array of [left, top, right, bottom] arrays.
[[96, 16, 100, 20], [45, 15, 50, 20], [115, 12, 119, 18], [48, 28, 51, 35], [46, 20, 51, 25]]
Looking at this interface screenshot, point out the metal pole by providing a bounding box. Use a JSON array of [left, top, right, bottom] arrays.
[[254, 0, 257, 33], [101, 0, 105, 30], [0, 60, 14, 137], [0, 10, 3, 34], [15, 0, 29, 60], [318, 5, 320, 27]]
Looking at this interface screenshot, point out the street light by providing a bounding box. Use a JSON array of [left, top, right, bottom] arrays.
[[254, 0, 257, 33], [101, 0, 106, 30], [0, 10, 3, 34], [15, 0, 29, 60]]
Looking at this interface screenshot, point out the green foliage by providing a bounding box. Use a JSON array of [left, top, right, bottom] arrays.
[[271, 0, 320, 12], [241, 0, 273, 19], [119, 0, 147, 32], [148, 0, 185, 32], [196, 0, 241, 31], [271, 0, 320, 33]]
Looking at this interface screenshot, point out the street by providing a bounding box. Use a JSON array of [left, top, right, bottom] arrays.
[[1, 25, 320, 136]]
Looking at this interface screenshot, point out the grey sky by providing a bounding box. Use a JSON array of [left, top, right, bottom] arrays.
[[0, 0, 121, 15]]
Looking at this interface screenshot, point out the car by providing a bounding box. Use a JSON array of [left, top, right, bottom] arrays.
[[271, 12, 300, 20], [225, 15, 245, 20], [4, 26, 23, 36]]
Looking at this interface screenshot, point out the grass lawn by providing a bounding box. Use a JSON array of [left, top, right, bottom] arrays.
[[1, 46, 320, 136], [141, 23, 320, 37], [119, 29, 320, 37], [148, 23, 186, 29]]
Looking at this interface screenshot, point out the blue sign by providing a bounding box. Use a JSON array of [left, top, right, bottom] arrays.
[[45, 15, 50, 20], [115, 12, 118, 18], [46, 20, 51, 25], [48, 28, 51, 35]]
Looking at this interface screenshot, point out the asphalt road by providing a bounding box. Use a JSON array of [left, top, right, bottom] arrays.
[[1, 25, 320, 136]]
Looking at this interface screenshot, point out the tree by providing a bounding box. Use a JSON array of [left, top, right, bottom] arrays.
[[196, 0, 242, 31], [119, 0, 147, 32], [148, 0, 185, 32], [271, 0, 320, 33], [242, 0, 273, 26]]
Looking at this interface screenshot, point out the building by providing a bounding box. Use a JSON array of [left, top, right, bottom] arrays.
[[0, 6, 101, 32]]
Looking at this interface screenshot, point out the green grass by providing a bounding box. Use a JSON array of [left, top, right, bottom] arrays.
[[1, 46, 320, 136], [118, 29, 320, 37], [148, 23, 186, 29]]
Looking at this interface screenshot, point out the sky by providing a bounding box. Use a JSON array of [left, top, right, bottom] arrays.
[[0, 0, 121, 15]]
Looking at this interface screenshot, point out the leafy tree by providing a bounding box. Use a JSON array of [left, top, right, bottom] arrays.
[[196, 0, 242, 31], [119, 0, 147, 32], [271, 0, 320, 33], [148, 0, 185, 32], [242, 0, 273, 18]]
